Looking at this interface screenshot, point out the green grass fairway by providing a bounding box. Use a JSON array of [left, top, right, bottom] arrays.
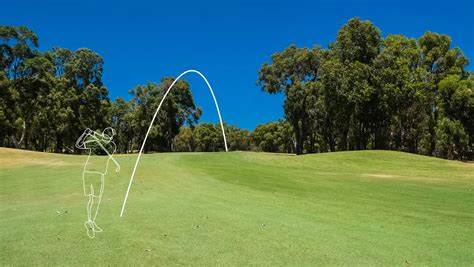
[[1, 148, 473, 265]]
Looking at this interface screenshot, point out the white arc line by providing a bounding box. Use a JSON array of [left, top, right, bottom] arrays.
[[120, 69, 228, 217]]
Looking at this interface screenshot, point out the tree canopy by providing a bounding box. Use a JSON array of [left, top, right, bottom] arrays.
[[257, 17, 472, 160]]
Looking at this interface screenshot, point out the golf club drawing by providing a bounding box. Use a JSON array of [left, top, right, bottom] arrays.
[[119, 69, 228, 217], [76, 127, 120, 238]]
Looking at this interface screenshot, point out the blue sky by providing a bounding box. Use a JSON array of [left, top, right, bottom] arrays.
[[2, 0, 473, 129]]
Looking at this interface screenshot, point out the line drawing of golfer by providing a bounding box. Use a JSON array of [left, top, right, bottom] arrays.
[[75, 127, 120, 238]]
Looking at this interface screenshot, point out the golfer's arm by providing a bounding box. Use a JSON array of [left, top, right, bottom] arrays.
[[75, 133, 88, 149], [107, 150, 120, 168], [83, 139, 95, 148], [89, 136, 120, 168]]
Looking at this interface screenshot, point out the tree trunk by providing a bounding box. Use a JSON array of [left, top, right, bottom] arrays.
[[340, 128, 349, 151], [11, 121, 26, 148], [294, 124, 304, 155], [55, 135, 63, 153]]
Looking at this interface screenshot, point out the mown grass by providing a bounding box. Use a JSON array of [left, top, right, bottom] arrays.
[[0, 148, 473, 265]]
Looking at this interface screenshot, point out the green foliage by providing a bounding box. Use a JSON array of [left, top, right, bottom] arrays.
[[437, 75, 474, 158], [435, 117, 468, 160], [173, 123, 250, 152], [257, 18, 472, 160], [122, 79, 201, 152], [257, 45, 324, 154], [372, 34, 430, 151], [331, 17, 381, 64], [0, 26, 204, 154], [110, 97, 134, 153], [173, 126, 196, 152], [438, 75, 474, 135], [226, 125, 251, 151], [251, 120, 293, 153], [194, 122, 223, 152], [0, 27, 111, 152]]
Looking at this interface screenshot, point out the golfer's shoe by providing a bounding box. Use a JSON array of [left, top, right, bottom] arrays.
[[84, 221, 95, 238], [92, 221, 103, 233]]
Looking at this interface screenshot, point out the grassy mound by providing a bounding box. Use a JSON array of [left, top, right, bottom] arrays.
[[1, 148, 473, 265]]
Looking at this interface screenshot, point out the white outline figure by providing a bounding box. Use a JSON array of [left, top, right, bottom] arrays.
[[76, 127, 120, 238], [120, 69, 228, 217]]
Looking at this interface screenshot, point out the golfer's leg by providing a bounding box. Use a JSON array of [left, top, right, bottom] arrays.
[[84, 186, 95, 238], [87, 185, 94, 222], [90, 175, 104, 232], [92, 175, 104, 221]]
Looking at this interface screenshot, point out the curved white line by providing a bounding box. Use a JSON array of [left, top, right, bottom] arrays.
[[120, 69, 228, 217]]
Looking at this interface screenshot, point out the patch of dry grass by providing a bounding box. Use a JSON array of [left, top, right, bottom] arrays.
[[0, 148, 80, 168]]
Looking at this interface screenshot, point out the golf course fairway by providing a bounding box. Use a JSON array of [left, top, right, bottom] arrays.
[[1, 148, 473, 265]]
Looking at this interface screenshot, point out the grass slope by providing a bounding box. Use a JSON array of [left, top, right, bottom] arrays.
[[1, 148, 473, 265]]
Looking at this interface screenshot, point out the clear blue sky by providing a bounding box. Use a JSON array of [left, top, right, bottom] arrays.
[[2, 0, 473, 129]]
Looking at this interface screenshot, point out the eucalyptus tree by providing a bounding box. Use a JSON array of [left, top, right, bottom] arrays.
[[326, 17, 381, 150], [437, 74, 474, 158], [128, 78, 201, 152], [373, 34, 428, 152], [418, 31, 469, 155], [257, 45, 325, 154], [251, 120, 294, 153], [194, 122, 222, 152], [173, 126, 196, 152], [0, 26, 40, 148], [111, 97, 134, 153]]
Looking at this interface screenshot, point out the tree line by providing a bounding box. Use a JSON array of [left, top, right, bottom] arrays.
[[257, 18, 473, 160], [1, 18, 473, 160], [0, 26, 249, 154]]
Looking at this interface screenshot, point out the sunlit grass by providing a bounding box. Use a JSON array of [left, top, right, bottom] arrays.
[[1, 148, 473, 265]]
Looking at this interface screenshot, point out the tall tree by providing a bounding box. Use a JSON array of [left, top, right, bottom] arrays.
[[257, 45, 324, 154], [0, 26, 40, 148], [251, 120, 294, 153], [325, 17, 381, 150], [128, 79, 201, 152], [418, 32, 468, 155], [173, 126, 196, 152], [438, 74, 474, 158], [373, 34, 429, 152], [194, 122, 223, 152], [111, 97, 134, 153]]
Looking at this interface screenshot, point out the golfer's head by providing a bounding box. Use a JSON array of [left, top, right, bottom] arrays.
[[102, 127, 116, 141]]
